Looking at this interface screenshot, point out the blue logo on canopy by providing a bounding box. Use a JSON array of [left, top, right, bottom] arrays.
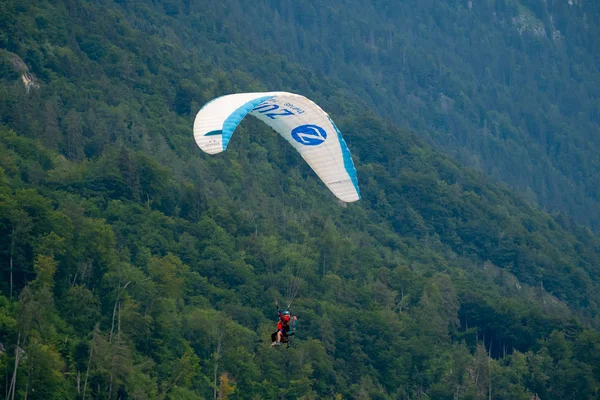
[[291, 124, 327, 146]]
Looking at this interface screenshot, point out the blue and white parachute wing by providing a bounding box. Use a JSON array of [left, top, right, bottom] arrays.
[[193, 92, 360, 202]]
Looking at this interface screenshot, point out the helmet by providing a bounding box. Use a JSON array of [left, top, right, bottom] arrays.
[[283, 310, 291, 316], [282, 315, 291, 322]]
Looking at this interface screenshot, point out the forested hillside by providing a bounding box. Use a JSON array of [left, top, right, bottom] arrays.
[[0, 0, 599, 399], [178, 0, 600, 230]]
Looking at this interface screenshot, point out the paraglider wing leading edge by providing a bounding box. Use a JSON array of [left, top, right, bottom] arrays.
[[193, 91, 360, 203]]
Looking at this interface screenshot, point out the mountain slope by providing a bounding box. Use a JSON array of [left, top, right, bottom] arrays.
[[159, 0, 600, 231], [0, 0, 599, 399]]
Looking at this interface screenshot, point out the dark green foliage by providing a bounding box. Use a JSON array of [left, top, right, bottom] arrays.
[[175, 0, 600, 232], [0, 0, 599, 399]]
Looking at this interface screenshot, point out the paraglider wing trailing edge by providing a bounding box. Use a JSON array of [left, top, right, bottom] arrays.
[[193, 92, 360, 203]]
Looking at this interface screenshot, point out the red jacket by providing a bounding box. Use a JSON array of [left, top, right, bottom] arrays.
[[277, 312, 291, 331]]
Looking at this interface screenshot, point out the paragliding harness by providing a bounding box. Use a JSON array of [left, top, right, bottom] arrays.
[[271, 305, 297, 348]]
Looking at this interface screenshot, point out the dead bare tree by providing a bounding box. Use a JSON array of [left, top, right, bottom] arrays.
[[82, 325, 99, 400], [6, 334, 20, 400], [213, 322, 225, 400], [109, 281, 131, 343]]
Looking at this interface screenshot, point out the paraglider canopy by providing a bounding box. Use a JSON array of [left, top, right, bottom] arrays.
[[193, 92, 360, 203]]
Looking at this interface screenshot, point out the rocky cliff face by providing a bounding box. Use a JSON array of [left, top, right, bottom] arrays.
[[2, 50, 39, 91]]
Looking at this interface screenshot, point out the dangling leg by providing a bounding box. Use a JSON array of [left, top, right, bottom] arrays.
[[271, 331, 282, 347], [282, 333, 291, 348]]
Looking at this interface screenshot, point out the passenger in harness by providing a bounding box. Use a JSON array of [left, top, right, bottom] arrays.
[[271, 305, 297, 348]]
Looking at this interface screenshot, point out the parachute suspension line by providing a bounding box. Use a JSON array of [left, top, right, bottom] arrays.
[[290, 267, 306, 307], [284, 254, 293, 307], [285, 254, 311, 309], [284, 260, 294, 308], [264, 239, 310, 309], [288, 270, 298, 308], [281, 180, 287, 237], [285, 278, 293, 309], [271, 271, 280, 307], [271, 266, 281, 307], [286, 278, 298, 309], [264, 244, 280, 307], [284, 258, 297, 309]]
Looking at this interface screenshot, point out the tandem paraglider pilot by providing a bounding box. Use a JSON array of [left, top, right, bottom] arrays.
[[271, 305, 297, 348]]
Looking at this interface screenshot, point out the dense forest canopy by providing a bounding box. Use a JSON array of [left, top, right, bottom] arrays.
[[0, 0, 599, 399]]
